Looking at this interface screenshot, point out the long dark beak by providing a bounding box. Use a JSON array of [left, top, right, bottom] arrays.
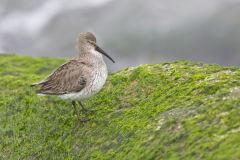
[[96, 45, 115, 63]]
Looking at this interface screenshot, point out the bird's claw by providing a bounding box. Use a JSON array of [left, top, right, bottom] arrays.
[[80, 108, 93, 114]]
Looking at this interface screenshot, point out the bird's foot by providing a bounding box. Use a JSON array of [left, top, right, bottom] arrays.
[[80, 107, 93, 114], [74, 117, 90, 128], [79, 117, 90, 123]]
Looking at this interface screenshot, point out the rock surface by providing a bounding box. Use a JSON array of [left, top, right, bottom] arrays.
[[0, 55, 240, 159]]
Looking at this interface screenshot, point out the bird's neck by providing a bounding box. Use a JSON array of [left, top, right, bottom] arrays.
[[77, 49, 104, 63]]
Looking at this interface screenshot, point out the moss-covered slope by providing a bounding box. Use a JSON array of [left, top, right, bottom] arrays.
[[0, 55, 240, 159]]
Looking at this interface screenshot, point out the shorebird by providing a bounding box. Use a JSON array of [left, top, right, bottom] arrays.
[[32, 32, 115, 123]]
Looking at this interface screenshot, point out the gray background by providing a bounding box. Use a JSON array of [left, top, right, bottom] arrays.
[[0, 0, 240, 71]]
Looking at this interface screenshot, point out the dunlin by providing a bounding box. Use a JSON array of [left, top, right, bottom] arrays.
[[32, 32, 115, 123]]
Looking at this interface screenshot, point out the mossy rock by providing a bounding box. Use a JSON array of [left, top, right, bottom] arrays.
[[0, 55, 240, 159]]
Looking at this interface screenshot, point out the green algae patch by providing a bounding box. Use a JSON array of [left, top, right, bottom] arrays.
[[0, 55, 240, 159]]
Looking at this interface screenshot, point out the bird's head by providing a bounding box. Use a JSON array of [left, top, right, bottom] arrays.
[[77, 32, 115, 63]]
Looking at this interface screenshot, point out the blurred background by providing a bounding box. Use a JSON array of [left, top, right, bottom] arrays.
[[0, 0, 240, 71]]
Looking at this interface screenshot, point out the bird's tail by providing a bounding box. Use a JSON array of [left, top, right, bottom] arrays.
[[30, 81, 45, 87], [30, 83, 37, 87]]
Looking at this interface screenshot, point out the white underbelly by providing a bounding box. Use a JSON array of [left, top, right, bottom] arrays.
[[59, 66, 108, 101]]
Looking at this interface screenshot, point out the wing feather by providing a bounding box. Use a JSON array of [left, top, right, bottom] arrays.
[[33, 60, 88, 95]]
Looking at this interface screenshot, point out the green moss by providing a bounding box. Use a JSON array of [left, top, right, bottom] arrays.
[[0, 55, 240, 159]]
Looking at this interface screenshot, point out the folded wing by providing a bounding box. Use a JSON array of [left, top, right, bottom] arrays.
[[32, 60, 87, 95]]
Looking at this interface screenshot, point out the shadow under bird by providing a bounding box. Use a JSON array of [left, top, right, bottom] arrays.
[[32, 32, 115, 124]]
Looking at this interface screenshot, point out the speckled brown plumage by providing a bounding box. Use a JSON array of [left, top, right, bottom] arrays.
[[34, 59, 88, 95]]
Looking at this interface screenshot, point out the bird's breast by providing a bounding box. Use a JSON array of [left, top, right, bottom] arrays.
[[88, 62, 108, 93]]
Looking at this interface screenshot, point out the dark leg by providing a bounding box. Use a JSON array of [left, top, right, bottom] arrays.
[[78, 101, 91, 113], [72, 101, 81, 122], [72, 101, 89, 123]]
